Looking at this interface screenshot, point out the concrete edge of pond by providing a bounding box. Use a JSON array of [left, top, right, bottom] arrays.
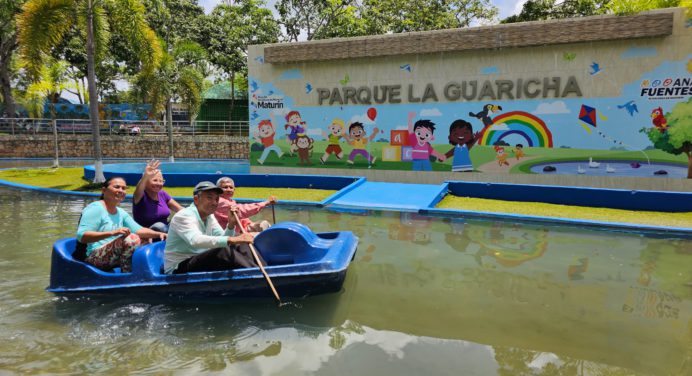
[[1, 173, 690, 237]]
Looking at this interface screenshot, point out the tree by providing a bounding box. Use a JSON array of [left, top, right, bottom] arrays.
[[276, 0, 365, 41], [142, 0, 205, 45], [0, 0, 24, 118], [276, 0, 499, 41], [130, 40, 206, 161], [19, 58, 73, 167], [607, 0, 681, 14], [640, 98, 692, 178], [202, 0, 279, 121], [502, 0, 610, 23], [18, 0, 161, 183], [362, 0, 499, 34]]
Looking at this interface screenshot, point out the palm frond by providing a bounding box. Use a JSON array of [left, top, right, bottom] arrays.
[[109, 0, 163, 75], [74, 1, 111, 63], [177, 67, 204, 120], [17, 0, 75, 80]]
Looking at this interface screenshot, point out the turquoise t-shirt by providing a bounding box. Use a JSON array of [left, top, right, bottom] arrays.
[[77, 201, 143, 255]]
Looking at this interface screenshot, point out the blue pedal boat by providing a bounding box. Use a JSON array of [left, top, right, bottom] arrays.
[[48, 222, 359, 298]]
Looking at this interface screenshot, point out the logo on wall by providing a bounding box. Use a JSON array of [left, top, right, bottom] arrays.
[[254, 95, 285, 109], [639, 77, 692, 100]]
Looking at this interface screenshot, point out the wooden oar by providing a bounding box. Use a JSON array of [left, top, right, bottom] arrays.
[[271, 203, 276, 225], [233, 211, 281, 303]]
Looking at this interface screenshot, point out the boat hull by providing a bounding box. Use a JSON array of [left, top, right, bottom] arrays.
[[48, 222, 358, 298]]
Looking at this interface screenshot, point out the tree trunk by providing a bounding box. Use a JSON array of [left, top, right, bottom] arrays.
[[0, 40, 17, 118], [229, 70, 235, 125], [52, 118, 60, 168], [166, 97, 174, 162], [86, 0, 104, 183]]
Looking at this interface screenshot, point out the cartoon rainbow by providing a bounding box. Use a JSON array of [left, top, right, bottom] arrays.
[[478, 111, 553, 147]]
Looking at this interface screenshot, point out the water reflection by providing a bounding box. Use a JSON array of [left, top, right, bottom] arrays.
[[0, 173, 690, 374]]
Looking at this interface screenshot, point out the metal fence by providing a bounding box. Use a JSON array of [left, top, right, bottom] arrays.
[[0, 118, 249, 137]]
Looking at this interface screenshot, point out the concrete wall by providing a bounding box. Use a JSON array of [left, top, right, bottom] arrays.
[[247, 8, 692, 182], [0, 134, 248, 160]]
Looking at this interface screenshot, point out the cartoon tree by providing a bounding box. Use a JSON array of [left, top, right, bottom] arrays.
[[641, 97, 692, 178]]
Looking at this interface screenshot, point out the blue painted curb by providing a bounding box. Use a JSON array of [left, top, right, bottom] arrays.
[[1, 167, 689, 236], [421, 207, 692, 237], [444, 181, 692, 212]]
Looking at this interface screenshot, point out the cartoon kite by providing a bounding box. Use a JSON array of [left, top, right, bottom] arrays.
[[577, 104, 632, 149], [577, 104, 608, 134]]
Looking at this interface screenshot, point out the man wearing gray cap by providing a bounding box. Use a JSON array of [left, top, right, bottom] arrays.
[[164, 181, 262, 274]]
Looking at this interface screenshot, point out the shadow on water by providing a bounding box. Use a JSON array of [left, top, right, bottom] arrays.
[[49, 270, 360, 335]]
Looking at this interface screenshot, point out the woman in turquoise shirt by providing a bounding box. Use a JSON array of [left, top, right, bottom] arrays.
[[77, 176, 166, 272]]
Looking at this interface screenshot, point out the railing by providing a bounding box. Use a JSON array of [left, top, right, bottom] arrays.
[[0, 118, 249, 137]]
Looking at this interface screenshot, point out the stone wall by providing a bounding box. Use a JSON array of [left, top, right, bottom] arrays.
[[0, 134, 249, 159]]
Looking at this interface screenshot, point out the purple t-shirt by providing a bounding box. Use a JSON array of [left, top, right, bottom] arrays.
[[133, 190, 172, 228]]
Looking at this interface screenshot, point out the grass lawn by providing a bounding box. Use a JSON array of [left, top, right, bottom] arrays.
[[437, 196, 692, 228], [0, 167, 336, 202]]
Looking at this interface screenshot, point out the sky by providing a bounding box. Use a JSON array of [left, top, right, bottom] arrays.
[[198, 0, 528, 21]]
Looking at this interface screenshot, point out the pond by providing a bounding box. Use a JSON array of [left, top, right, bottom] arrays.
[[0, 162, 690, 374], [530, 160, 688, 178]]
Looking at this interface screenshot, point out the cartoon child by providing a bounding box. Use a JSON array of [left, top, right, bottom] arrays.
[[293, 134, 314, 166], [320, 118, 345, 164], [514, 144, 524, 160], [254, 119, 283, 165], [283, 110, 307, 155], [495, 145, 510, 166], [344, 122, 378, 165], [407, 112, 446, 171], [445, 119, 480, 172]]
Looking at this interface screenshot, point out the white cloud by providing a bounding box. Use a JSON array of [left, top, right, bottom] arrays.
[[489, 123, 509, 130], [420, 108, 442, 117], [533, 101, 571, 114]]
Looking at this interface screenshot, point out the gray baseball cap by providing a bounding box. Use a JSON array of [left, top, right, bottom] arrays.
[[193, 181, 223, 195]]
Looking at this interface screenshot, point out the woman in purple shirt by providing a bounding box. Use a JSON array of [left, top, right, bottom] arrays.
[[132, 159, 183, 233]]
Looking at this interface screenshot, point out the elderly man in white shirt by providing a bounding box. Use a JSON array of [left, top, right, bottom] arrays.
[[164, 181, 262, 274]]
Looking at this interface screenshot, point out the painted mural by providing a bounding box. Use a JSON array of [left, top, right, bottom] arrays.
[[248, 23, 692, 179]]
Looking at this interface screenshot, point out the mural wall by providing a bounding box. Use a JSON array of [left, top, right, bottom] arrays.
[[248, 9, 692, 179]]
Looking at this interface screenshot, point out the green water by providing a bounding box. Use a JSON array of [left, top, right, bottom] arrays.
[[0, 165, 690, 375]]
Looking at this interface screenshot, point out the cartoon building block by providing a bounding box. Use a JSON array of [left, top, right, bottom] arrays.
[[382, 146, 401, 161], [401, 146, 413, 161], [390, 130, 409, 146]]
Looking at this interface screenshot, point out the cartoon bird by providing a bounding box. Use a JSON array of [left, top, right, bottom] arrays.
[[400, 64, 412, 72], [469, 104, 502, 128], [650, 107, 668, 133], [339, 74, 350, 85], [250, 80, 259, 92], [254, 56, 264, 64], [250, 112, 259, 120], [589, 62, 602, 75], [305, 83, 313, 94], [617, 100, 638, 117]]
